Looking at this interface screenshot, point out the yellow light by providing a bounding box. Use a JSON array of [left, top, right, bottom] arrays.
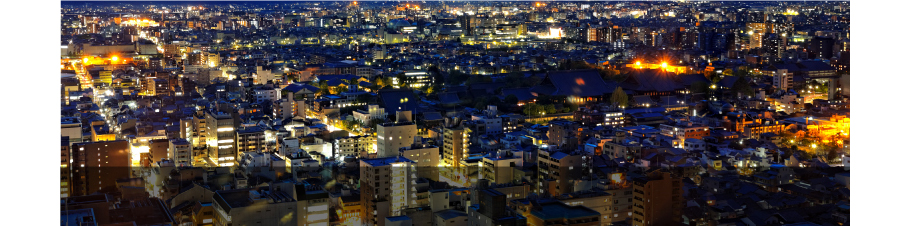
[[661, 62, 668, 68], [111, 56, 119, 62], [82, 58, 88, 63]]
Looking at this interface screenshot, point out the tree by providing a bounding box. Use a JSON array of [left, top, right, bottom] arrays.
[[598, 68, 620, 81], [731, 76, 754, 97], [466, 74, 492, 85], [704, 70, 717, 79], [691, 81, 709, 94], [504, 72, 524, 88], [735, 66, 751, 77], [396, 73, 408, 88], [446, 70, 470, 85], [521, 75, 542, 87], [522, 103, 545, 117], [544, 104, 557, 114], [610, 87, 629, 107], [355, 94, 373, 104], [331, 85, 347, 95], [504, 94, 519, 105], [316, 80, 330, 96]]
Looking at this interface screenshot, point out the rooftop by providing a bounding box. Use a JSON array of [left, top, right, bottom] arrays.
[[530, 201, 601, 220]]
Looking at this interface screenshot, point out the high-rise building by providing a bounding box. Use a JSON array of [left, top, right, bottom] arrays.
[[61, 137, 72, 198], [547, 120, 582, 150], [359, 156, 417, 226], [70, 140, 131, 196], [537, 149, 587, 197], [205, 111, 237, 166], [235, 126, 267, 157], [631, 170, 683, 226], [773, 68, 795, 91], [809, 36, 835, 59], [442, 126, 470, 167]]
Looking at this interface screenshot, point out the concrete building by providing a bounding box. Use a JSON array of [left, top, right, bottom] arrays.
[[376, 111, 417, 158], [467, 106, 504, 136], [659, 123, 710, 148], [467, 189, 527, 226], [335, 135, 377, 158], [212, 182, 329, 226], [338, 195, 362, 226], [254, 65, 274, 85], [61, 138, 72, 198], [547, 120, 583, 150], [62, 117, 84, 144], [435, 209, 468, 226], [481, 149, 524, 184], [631, 170, 682, 226], [360, 156, 417, 226], [385, 216, 413, 226], [525, 201, 601, 226], [399, 142, 440, 180], [70, 140, 131, 196], [205, 111, 237, 166], [273, 99, 297, 121], [537, 149, 587, 197], [442, 126, 470, 168], [353, 104, 387, 125], [235, 126, 267, 158], [252, 86, 281, 103], [773, 68, 794, 91], [168, 138, 192, 166]]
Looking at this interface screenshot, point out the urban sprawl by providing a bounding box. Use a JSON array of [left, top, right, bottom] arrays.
[[60, 1, 850, 226]]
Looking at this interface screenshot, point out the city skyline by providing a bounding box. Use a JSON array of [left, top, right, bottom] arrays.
[[57, 1, 850, 226]]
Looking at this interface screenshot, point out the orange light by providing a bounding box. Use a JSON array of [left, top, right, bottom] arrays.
[[661, 62, 668, 68], [111, 56, 119, 62]]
